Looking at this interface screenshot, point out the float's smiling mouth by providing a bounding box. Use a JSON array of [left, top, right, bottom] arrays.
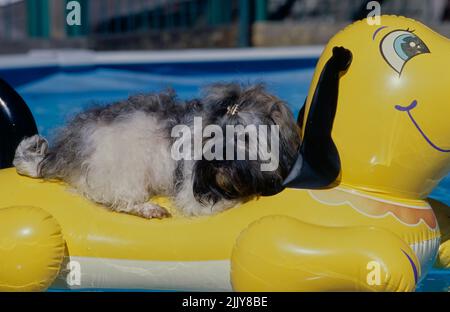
[[395, 100, 450, 153]]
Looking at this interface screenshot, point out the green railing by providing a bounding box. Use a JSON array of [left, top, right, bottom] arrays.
[[20, 0, 246, 38], [92, 0, 239, 34], [0, 0, 247, 39], [14, 0, 264, 46], [26, 0, 50, 38]]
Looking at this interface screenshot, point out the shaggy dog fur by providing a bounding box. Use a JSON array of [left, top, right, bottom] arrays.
[[14, 83, 301, 219]]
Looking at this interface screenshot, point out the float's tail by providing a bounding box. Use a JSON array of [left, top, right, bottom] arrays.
[[0, 79, 38, 169]]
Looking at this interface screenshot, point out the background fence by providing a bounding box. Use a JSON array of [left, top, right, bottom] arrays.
[[0, 0, 449, 52]]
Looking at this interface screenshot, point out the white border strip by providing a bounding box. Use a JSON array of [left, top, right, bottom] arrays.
[[52, 256, 232, 292], [0, 46, 324, 69]]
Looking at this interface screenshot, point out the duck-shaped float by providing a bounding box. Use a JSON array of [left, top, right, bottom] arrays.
[[0, 16, 449, 292]]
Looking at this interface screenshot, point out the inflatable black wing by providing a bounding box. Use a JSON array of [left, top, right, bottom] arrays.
[[0, 79, 38, 169], [283, 47, 353, 189]]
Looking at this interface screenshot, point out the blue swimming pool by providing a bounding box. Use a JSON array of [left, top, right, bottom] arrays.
[[0, 48, 448, 291]]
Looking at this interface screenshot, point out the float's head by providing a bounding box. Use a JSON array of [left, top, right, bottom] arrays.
[[304, 16, 450, 199]]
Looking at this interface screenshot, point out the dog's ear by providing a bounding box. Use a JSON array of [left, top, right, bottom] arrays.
[[192, 160, 246, 204], [193, 159, 272, 203], [283, 47, 352, 189]]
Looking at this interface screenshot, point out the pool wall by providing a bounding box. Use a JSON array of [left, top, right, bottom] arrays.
[[0, 47, 323, 88]]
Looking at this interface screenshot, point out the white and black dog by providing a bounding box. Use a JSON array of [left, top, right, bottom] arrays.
[[13, 83, 301, 219]]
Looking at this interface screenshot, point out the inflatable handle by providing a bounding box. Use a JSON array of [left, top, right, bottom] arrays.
[[231, 216, 419, 292], [0, 206, 65, 292], [0, 79, 38, 169]]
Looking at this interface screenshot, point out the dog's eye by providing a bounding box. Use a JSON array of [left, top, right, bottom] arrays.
[[380, 30, 430, 74]]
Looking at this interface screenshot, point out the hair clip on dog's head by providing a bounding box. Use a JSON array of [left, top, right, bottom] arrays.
[[227, 104, 240, 116]]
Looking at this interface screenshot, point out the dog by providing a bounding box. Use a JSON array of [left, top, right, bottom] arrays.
[[13, 83, 301, 219]]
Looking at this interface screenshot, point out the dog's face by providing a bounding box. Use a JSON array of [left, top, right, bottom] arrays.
[[192, 84, 301, 205]]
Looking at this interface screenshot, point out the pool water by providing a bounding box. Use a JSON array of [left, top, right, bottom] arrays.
[[6, 60, 450, 292]]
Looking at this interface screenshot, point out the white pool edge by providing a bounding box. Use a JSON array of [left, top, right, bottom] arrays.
[[0, 46, 324, 69]]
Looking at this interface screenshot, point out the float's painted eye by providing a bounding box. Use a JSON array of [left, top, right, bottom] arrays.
[[380, 30, 430, 74]]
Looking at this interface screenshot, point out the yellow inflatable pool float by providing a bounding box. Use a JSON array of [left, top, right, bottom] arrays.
[[0, 16, 449, 292]]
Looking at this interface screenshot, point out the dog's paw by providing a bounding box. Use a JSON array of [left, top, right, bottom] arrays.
[[132, 203, 172, 219], [13, 135, 48, 178], [15, 135, 48, 158]]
